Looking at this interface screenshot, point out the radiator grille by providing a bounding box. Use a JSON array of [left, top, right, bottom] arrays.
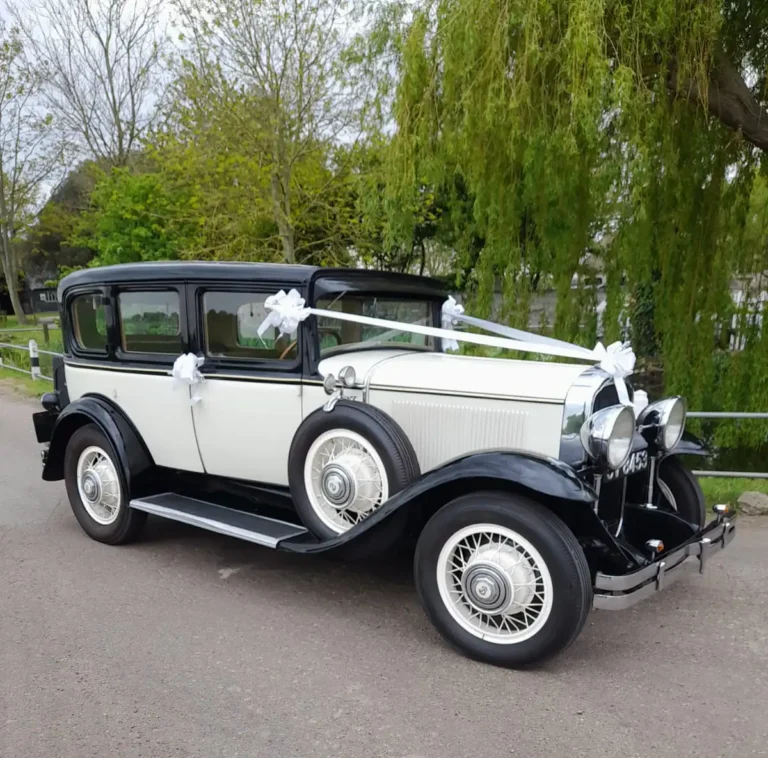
[[391, 399, 529, 472]]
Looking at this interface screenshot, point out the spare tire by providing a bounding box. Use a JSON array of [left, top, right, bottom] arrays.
[[288, 400, 420, 541]]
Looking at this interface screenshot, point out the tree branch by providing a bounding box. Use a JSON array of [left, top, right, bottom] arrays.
[[670, 50, 768, 153]]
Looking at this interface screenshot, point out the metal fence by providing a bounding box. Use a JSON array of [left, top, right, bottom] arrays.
[[0, 339, 61, 382], [686, 411, 768, 479], [0, 339, 766, 479]]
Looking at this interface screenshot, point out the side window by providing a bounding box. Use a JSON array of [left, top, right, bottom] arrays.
[[118, 291, 183, 355], [71, 293, 108, 352], [203, 291, 298, 361]]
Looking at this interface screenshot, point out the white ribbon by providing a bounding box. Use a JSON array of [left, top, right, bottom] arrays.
[[256, 289, 637, 405], [441, 296, 465, 352], [258, 288, 310, 338], [170, 352, 205, 406], [633, 389, 649, 416], [593, 341, 636, 405]]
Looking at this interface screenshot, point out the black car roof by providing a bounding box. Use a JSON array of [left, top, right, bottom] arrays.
[[58, 261, 446, 300]]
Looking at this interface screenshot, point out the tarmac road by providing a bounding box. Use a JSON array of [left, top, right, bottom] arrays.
[[1, 385, 766, 758]]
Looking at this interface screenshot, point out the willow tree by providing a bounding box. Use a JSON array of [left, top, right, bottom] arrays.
[[387, 0, 768, 438]]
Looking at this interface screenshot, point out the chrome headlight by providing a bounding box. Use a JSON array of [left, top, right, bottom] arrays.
[[580, 405, 635, 470], [638, 396, 686, 451]]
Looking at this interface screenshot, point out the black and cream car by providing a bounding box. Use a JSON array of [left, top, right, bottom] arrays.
[[33, 262, 735, 667]]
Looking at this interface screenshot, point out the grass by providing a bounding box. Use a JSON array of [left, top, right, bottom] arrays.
[[0, 312, 59, 328], [699, 476, 768, 511], [0, 314, 64, 380], [0, 367, 51, 398]]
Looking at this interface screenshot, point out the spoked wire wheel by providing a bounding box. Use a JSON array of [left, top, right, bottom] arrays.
[[436, 523, 554, 644], [76, 445, 122, 525], [303, 429, 390, 533]]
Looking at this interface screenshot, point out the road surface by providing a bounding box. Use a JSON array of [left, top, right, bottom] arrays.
[[1, 385, 766, 757]]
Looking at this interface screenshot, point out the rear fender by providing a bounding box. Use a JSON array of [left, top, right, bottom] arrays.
[[42, 394, 154, 488], [280, 450, 609, 554]]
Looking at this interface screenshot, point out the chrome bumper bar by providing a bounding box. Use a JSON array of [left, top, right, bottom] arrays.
[[593, 516, 736, 611]]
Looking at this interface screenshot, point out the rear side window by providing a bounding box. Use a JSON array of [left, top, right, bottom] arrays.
[[203, 291, 297, 361], [71, 294, 108, 352], [118, 291, 182, 354]]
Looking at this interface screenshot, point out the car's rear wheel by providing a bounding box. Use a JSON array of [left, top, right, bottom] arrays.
[[64, 424, 146, 544], [415, 492, 592, 667], [289, 400, 419, 543]]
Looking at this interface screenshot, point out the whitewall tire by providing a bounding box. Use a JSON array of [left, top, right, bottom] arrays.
[[415, 492, 592, 667], [289, 400, 419, 544], [64, 424, 146, 544]]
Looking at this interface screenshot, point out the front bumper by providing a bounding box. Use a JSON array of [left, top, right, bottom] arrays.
[[593, 515, 736, 610]]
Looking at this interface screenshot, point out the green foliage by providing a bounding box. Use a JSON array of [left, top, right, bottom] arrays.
[[385, 0, 768, 446], [72, 166, 196, 265]]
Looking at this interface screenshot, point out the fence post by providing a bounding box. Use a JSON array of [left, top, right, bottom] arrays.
[[42, 322, 49, 345], [29, 339, 41, 379]]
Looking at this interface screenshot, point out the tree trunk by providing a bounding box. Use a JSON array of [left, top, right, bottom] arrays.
[[0, 234, 27, 324], [5, 271, 27, 323], [270, 171, 295, 264], [0, 256, 27, 323]]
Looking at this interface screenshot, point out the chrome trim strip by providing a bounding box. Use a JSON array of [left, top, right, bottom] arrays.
[[366, 383, 562, 404], [66, 360, 169, 375], [593, 519, 735, 610], [201, 373, 302, 383]]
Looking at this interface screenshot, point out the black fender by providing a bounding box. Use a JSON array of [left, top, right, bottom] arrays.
[[279, 450, 599, 554], [42, 394, 154, 490], [660, 429, 709, 462]]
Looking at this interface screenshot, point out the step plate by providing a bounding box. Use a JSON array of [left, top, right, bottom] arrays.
[[129, 492, 308, 548]]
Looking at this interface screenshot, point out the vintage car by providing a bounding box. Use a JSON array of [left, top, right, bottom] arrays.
[[32, 262, 735, 667]]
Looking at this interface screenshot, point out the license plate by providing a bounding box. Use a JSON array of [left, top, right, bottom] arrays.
[[605, 450, 649, 481]]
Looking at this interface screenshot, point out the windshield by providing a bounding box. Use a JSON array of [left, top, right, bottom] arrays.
[[316, 294, 436, 355]]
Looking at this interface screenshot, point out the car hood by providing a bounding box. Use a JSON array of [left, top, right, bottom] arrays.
[[318, 349, 589, 404]]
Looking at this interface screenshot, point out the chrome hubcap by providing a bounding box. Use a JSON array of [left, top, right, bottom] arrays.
[[462, 563, 509, 613], [304, 430, 389, 533], [321, 464, 354, 508], [81, 472, 102, 504], [76, 446, 121, 526], [437, 524, 553, 645]]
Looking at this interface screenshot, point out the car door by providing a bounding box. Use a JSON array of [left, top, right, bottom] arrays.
[[188, 284, 304, 486], [64, 284, 205, 473]]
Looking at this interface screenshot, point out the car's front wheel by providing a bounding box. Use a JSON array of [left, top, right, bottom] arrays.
[[414, 492, 592, 667], [64, 424, 146, 544]]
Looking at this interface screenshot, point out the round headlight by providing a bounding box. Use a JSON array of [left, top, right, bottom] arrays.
[[580, 405, 635, 470], [650, 396, 686, 451]]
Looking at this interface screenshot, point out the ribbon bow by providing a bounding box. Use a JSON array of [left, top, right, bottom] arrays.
[[441, 296, 465, 352], [257, 288, 310, 338], [593, 341, 636, 405], [170, 353, 205, 405]]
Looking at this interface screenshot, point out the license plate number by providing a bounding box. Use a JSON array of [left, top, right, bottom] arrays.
[[605, 450, 649, 481]]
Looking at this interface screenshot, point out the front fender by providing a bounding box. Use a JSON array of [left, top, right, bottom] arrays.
[[42, 395, 154, 488], [660, 429, 709, 462], [280, 450, 598, 554]]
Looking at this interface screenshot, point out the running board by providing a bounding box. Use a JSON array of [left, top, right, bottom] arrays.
[[129, 493, 308, 548]]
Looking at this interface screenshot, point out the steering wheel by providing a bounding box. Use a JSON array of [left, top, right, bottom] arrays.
[[279, 340, 298, 360]]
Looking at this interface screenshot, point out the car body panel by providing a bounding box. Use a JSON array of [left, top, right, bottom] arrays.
[[192, 377, 303, 485], [42, 394, 154, 486], [65, 363, 204, 473], [316, 349, 580, 470]]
